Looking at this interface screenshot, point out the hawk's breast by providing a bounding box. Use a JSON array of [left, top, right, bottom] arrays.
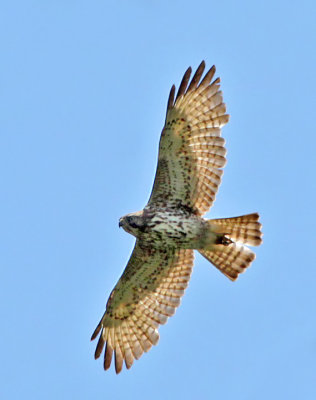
[[142, 208, 205, 248]]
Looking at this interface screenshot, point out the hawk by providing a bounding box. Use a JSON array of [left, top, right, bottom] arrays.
[[91, 61, 263, 373]]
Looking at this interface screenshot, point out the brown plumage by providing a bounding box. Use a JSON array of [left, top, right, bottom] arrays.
[[91, 61, 263, 373]]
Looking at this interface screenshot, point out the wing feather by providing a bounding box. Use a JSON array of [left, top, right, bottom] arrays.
[[176, 66, 192, 100], [147, 62, 229, 215], [186, 60, 205, 93], [167, 85, 176, 111], [91, 241, 194, 373]]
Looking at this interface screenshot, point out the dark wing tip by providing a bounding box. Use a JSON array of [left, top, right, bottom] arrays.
[[199, 64, 216, 88], [94, 331, 105, 359], [167, 61, 218, 113], [175, 66, 192, 101], [104, 343, 113, 370], [115, 350, 123, 374], [91, 322, 102, 341], [187, 60, 206, 93], [167, 84, 176, 110]]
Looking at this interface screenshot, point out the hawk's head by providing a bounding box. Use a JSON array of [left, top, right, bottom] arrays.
[[119, 211, 146, 237]]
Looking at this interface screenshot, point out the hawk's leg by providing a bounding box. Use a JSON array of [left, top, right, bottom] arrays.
[[215, 235, 233, 246]]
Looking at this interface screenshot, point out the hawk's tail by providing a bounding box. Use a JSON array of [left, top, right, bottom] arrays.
[[198, 213, 263, 281]]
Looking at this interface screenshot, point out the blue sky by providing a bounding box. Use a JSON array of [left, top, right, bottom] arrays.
[[1, 1, 315, 399]]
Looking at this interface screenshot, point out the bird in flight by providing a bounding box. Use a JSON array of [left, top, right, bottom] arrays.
[[91, 61, 263, 374]]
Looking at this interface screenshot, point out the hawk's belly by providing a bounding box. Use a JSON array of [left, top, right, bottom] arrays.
[[141, 210, 213, 249]]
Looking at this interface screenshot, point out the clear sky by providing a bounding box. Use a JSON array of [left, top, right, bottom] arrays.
[[1, 1, 315, 399]]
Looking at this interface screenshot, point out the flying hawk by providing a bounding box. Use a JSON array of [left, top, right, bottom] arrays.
[[91, 61, 263, 373]]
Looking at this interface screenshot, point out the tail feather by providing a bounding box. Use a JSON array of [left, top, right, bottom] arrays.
[[199, 243, 255, 281], [199, 213, 262, 280], [209, 212, 262, 246]]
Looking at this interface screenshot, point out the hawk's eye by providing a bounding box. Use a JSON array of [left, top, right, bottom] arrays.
[[126, 216, 138, 229]]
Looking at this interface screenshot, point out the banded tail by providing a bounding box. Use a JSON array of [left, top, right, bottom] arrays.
[[199, 213, 263, 281]]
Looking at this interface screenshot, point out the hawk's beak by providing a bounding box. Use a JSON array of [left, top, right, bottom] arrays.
[[119, 219, 123, 228]]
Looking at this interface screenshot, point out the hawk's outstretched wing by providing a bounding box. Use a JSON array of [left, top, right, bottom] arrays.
[[147, 61, 229, 216], [91, 242, 194, 373]]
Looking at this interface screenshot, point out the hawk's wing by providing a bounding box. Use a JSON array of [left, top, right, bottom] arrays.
[[147, 61, 229, 216], [91, 242, 194, 373]]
